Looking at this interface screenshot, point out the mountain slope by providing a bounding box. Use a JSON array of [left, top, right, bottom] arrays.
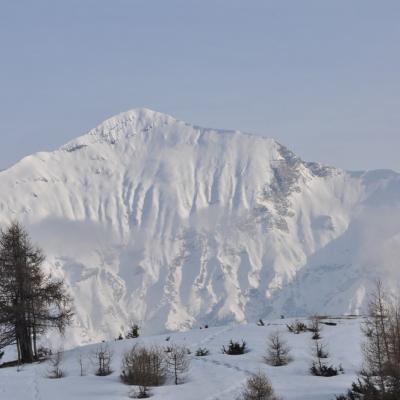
[[0, 108, 398, 343]]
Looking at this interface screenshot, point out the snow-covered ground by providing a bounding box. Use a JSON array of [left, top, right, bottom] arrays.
[[0, 317, 364, 400]]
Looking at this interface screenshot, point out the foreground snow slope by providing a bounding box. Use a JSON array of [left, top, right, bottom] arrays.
[[0, 108, 399, 343], [0, 318, 363, 400]]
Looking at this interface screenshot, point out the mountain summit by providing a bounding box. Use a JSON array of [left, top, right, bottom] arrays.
[[1, 109, 399, 344]]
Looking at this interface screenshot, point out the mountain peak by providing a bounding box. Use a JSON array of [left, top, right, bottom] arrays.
[[62, 108, 178, 149]]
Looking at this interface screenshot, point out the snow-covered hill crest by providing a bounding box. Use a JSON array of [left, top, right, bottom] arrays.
[[0, 108, 399, 344]]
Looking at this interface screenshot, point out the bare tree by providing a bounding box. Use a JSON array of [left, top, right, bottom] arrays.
[[240, 371, 280, 400], [336, 281, 400, 398], [0, 222, 73, 363], [264, 331, 292, 366], [47, 349, 64, 379], [77, 352, 86, 376], [165, 345, 191, 385], [93, 344, 113, 376]]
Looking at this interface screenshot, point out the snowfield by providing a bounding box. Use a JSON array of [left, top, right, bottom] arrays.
[[0, 317, 363, 400]]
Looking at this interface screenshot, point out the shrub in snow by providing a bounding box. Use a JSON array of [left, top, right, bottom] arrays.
[[222, 340, 247, 355], [287, 320, 308, 334], [165, 345, 191, 385], [126, 323, 140, 339], [257, 319, 265, 326], [93, 344, 113, 376], [240, 371, 280, 400], [310, 362, 340, 377], [129, 386, 151, 399], [264, 331, 292, 366], [195, 347, 210, 356], [308, 315, 322, 340], [121, 345, 166, 387]]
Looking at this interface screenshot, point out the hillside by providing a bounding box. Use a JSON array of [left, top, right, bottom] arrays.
[[0, 317, 363, 400]]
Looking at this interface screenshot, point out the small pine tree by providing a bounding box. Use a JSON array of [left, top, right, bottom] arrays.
[[265, 331, 292, 366], [126, 323, 140, 339], [310, 339, 340, 377]]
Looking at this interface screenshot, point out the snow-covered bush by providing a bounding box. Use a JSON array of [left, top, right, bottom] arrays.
[[195, 347, 210, 356]]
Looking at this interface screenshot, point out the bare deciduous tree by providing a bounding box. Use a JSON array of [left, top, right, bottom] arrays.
[[93, 344, 113, 376], [165, 345, 191, 385], [337, 281, 400, 398]]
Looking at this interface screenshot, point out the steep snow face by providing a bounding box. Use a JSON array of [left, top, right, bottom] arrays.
[[0, 108, 398, 343]]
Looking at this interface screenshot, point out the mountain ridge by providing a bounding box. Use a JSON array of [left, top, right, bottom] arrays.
[[0, 108, 399, 345]]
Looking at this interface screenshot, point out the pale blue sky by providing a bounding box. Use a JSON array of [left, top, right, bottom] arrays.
[[1, 1, 399, 171]]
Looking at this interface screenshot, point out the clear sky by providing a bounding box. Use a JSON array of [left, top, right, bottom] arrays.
[[1, 0, 399, 172]]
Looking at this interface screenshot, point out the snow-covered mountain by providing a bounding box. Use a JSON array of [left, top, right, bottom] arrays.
[[0, 108, 399, 343]]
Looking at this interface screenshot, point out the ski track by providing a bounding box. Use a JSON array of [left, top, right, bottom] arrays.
[[196, 325, 235, 347]]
